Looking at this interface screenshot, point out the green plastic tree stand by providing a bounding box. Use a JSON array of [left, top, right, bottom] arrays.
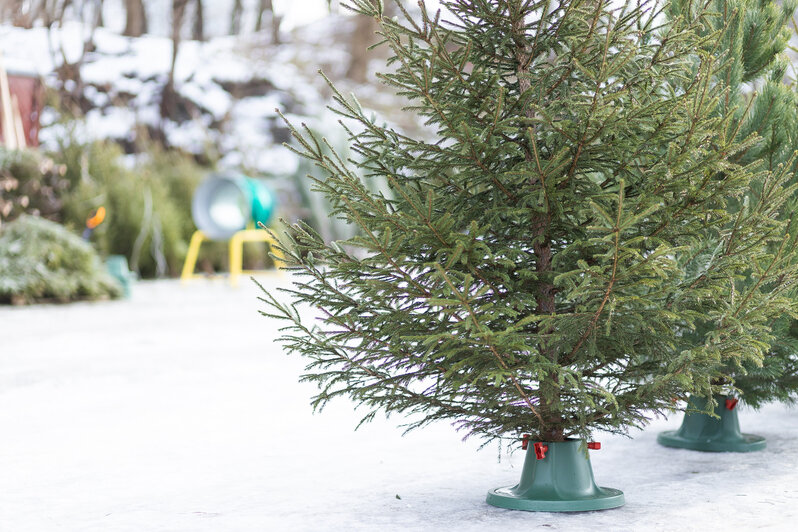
[[106, 254, 134, 299], [657, 396, 766, 452], [486, 439, 624, 512]]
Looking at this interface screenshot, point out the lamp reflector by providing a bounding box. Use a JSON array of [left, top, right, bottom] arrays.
[[191, 174, 275, 240]]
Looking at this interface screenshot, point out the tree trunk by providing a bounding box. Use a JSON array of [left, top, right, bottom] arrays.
[[123, 0, 147, 37], [96, 0, 104, 27], [269, 0, 282, 44], [255, 0, 266, 31], [507, 0, 563, 441], [192, 0, 204, 41], [161, 0, 188, 121], [57, 0, 74, 25], [0, 1, 21, 26], [346, 14, 377, 83], [254, 0, 282, 43], [229, 0, 242, 35], [32, 0, 55, 26]]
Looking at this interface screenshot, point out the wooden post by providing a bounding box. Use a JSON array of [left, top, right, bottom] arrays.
[[0, 51, 18, 149]]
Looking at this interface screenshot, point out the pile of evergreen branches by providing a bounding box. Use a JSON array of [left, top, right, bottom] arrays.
[[0, 215, 121, 304]]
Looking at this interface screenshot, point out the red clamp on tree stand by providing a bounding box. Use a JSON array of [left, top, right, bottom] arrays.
[[519, 436, 549, 459], [725, 398, 739, 410], [587, 442, 601, 450], [533, 442, 548, 460]]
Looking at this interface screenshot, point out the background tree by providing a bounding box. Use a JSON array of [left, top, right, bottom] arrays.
[[669, 0, 798, 407], [0, 0, 102, 28], [0, 1, 29, 27], [161, 0, 188, 121], [123, 0, 147, 37], [191, 0, 204, 41], [262, 0, 798, 444], [43, 0, 104, 116], [255, 0, 282, 44], [229, 0, 243, 35], [346, 12, 378, 83]]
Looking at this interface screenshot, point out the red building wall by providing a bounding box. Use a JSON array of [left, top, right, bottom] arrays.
[[1, 74, 44, 148]]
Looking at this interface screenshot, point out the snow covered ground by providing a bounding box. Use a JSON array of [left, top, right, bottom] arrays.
[[1, 277, 797, 531]]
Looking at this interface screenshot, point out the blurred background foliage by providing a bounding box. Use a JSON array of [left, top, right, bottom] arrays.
[[0, 0, 415, 304], [56, 136, 205, 278]]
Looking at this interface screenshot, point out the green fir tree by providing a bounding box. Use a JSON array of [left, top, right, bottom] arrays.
[[668, 0, 798, 408], [261, 0, 798, 444]]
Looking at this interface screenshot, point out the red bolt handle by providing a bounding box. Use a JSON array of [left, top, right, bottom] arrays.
[[521, 434, 530, 450], [587, 442, 601, 450], [726, 398, 739, 410], [533, 442, 548, 460]]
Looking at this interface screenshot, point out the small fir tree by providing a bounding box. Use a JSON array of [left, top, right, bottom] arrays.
[[261, 0, 798, 444], [668, 0, 798, 408]]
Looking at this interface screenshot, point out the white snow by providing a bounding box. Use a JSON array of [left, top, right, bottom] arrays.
[[0, 6, 423, 189], [1, 277, 797, 531], [0, 21, 341, 176], [84, 106, 137, 141], [96, 0, 333, 38]]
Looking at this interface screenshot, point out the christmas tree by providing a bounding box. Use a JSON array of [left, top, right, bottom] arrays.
[[261, 0, 798, 510], [657, 0, 798, 452], [712, 0, 798, 408]]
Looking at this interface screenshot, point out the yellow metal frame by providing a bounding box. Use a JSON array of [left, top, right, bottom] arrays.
[[180, 228, 285, 287]]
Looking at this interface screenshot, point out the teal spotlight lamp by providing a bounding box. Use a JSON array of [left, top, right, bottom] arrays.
[[181, 173, 282, 285], [191, 173, 276, 239]]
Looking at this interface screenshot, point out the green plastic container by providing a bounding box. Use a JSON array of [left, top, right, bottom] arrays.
[[486, 439, 624, 512], [106, 254, 134, 299], [657, 395, 765, 452]]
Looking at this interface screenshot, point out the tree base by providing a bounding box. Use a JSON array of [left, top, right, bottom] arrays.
[[657, 396, 766, 453], [486, 439, 624, 512]]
